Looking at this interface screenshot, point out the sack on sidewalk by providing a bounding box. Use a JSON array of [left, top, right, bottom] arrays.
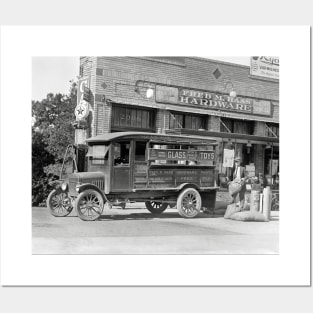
[[229, 211, 269, 222], [224, 203, 241, 219]]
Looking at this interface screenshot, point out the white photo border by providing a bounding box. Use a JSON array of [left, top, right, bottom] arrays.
[[0, 25, 310, 286]]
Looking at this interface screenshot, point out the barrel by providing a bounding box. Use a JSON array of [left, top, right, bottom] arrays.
[[250, 190, 261, 212], [262, 186, 272, 220]]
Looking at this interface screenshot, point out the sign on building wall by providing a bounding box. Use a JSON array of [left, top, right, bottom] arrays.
[[155, 86, 272, 116], [75, 77, 90, 121], [155, 85, 178, 104], [223, 149, 234, 168], [178, 88, 272, 116], [179, 89, 253, 114], [253, 100, 272, 116], [250, 56, 279, 80]]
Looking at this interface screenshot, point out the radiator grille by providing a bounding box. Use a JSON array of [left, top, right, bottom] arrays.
[[69, 180, 78, 194], [91, 179, 105, 191]]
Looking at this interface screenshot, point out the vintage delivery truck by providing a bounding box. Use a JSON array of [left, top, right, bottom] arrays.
[[47, 132, 218, 221]]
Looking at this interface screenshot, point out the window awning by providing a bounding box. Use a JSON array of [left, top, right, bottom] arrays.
[[166, 128, 279, 146], [108, 97, 279, 123]]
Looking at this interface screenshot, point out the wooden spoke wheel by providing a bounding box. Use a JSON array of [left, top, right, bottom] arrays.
[[145, 201, 168, 215], [75, 189, 104, 221], [47, 189, 73, 217], [177, 188, 201, 218]]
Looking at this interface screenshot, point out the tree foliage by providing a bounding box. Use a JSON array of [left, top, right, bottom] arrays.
[[32, 81, 77, 160], [32, 80, 77, 206]]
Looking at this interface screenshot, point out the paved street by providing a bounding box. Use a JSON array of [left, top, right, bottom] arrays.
[[32, 194, 279, 255]]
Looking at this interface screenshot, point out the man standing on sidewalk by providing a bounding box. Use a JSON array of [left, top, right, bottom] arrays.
[[229, 156, 249, 210]]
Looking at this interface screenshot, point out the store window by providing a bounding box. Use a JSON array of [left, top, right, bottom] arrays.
[[220, 118, 254, 135], [112, 105, 155, 131], [266, 123, 279, 138], [169, 112, 206, 130]]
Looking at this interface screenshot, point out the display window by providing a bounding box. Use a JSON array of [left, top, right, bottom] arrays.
[[112, 105, 155, 132], [169, 112, 206, 130], [220, 117, 254, 135]]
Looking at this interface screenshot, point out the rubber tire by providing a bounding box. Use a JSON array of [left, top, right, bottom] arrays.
[[145, 201, 168, 215], [47, 189, 73, 217], [75, 189, 104, 221], [177, 188, 202, 218]]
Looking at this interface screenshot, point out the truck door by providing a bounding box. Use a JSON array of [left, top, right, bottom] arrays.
[[112, 141, 131, 191], [133, 140, 148, 189]]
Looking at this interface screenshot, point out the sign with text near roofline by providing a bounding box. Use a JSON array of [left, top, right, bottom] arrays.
[[178, 89, 272, 116], [155, 85, 272, 116], [250, 56, 279, 80]]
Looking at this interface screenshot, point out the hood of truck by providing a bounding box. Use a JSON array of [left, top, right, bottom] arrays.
[[68, 172, 104, 181], [67, 172, 105, 194]]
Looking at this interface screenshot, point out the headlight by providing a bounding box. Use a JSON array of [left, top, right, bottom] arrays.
[[76, 184, 81, 192], [61, 182, 68, 191]]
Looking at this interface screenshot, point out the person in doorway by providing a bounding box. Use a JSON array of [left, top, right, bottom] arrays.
[[229, 156, 249, 210]]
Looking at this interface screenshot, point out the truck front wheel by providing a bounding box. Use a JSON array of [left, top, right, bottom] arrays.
[[75, 189, 104, 221], [47, 189, 73, 217]]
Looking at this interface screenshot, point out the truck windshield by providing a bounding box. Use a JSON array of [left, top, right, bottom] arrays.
[[86, 144, 110, 165]]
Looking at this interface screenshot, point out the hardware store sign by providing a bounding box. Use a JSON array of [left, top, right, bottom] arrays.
[[179, 89, 253, 113], [156, 86, 272, 116]]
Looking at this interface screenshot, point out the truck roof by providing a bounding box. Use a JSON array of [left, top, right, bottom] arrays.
[[86, 131, 217, 145]]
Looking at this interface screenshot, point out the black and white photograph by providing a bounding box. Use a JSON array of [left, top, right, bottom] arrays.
[[0, 25, 310, 289], [32, 56, 280, 255]]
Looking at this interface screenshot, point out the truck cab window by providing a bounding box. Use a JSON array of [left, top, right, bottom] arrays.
[[114, 142, 130, 165]]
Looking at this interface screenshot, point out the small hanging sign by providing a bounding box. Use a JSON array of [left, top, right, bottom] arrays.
[[75, 99, 89, 120], [223, 149, 234, 168]]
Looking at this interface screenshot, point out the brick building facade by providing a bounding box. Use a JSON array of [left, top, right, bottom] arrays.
[[76, 56, 279, 186]]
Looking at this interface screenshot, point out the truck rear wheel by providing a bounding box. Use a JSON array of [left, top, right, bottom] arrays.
[[75, 189, 104, 221], [47, 189, 73, 217], [177, 188, 201, 218], [145, 201, 168, 215]]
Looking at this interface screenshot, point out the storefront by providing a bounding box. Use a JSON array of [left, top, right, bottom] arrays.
[[76, 56, 279, 188]]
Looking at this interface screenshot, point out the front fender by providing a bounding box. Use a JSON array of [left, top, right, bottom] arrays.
[[177, 183, 200, 191], [76, 184, 107, 203]]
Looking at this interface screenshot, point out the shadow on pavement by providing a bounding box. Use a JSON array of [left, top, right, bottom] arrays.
[[98, 211, 225, 221]]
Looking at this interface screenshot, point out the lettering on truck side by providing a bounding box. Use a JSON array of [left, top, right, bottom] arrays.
[[167, 151, 187, 159]]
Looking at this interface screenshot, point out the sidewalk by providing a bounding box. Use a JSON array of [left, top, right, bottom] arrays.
[[214, 189, 279, 220]]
